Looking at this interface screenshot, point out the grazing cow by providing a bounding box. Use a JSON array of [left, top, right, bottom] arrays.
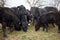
[[17, 5, 28, 32], [30, 7, 59, 32], [35, 11, 55, 32], [44, 6, 58, 27], [35, 11, 60, 33], [0, 7, 20, 37], [10, 5, 29, 31], [30, 7, 46, 25]]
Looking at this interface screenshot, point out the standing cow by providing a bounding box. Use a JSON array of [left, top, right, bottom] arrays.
[[0, 7, 20, 37], [30, 7, 46, 25]]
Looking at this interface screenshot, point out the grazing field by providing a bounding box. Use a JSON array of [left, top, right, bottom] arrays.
[[0, 23, 60, 40]]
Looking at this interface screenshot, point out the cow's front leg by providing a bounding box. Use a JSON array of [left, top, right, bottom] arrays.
[[9, 23, 14, 32], [45, 24, 48, 32], [58, 25, 60, 33], [2, 22, 7, 37], [52, 23, 55, 28]]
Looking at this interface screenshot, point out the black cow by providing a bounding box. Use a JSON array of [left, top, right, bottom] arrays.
[[44, 6, 58, 27], [0, 7, 20, 37], [35, 11, 60, 33], [10, 5, 28, 32], [30, 7, 46, 25], [17, 5, 28, 32]]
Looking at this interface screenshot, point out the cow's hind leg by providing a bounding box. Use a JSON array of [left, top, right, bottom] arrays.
[[43, 26, 45, 31], [35, 21, 40, 31], [9, 25, 14, 32], [58, 25, 60, 33], [52, 23, 55, 28], [45, 24, 48, 32]]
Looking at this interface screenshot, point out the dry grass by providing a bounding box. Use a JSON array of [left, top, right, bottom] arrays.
[[0, 23, 60, 40]]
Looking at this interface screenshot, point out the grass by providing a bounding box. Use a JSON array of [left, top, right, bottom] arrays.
[[0, 23, 60, 40]]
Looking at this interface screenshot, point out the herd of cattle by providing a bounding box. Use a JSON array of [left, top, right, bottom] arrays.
[[0, 5, 60, 37]]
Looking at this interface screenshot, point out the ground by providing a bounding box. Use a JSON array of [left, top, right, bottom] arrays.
[[0, 23, 60, 40]]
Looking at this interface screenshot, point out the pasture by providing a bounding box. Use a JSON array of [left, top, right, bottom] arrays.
[[0, 23, 60, 40]]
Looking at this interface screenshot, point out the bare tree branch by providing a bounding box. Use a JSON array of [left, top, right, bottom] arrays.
[[54, 0, 60, 8], [34, 0, 40, 6], [27, 0, 47, 7], [0, 0, 6, 7], [27, 0, 32, 7]]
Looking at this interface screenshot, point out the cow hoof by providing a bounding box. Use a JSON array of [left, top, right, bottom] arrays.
[[15, 28, 21, 31], [15, 29, 21, 31], [23, 29, 27, 32], [3, 35, 7, 38], [35, 29, 38, 31], [24, 30, 27, 32], [43, 29, 45, 31]]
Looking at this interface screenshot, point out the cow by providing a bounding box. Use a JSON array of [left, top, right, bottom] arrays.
[[10, 5, 29, 31], [17, 5, 28, 32], [44, 6, 58, 27], [30, 7, 58, 28], [10, 7, 21, 31], [0, 7, 20, 37], [30, 7, 47, 25], [35, 11, 60, 33]]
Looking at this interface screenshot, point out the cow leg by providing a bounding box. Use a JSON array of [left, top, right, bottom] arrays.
[[45, 24, 48, 32], [2, 22, 7, 37], [42, 24, 46, 31], [9, 26, 14, 32], [52, 23, 55, 28], [43, 26, 45, 31], [22, 20, 28, 32], [58, 25, 60, 33], [8, 23, 14, 32], [22, 23, 28, 32], [35, 21, 40, 31], [32, 18, 35, 25], [14, 24, 21, 31]]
